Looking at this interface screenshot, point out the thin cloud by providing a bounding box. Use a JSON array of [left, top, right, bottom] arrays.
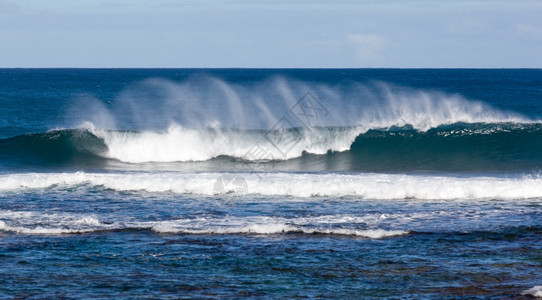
[[346, 34, 391, 64]]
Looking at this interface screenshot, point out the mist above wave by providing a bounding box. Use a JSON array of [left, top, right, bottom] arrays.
[[62, 75, 533, 163], [67, 75, 529, 132]]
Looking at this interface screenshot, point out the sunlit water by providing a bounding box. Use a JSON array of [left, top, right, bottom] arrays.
[[1, 69, 541, 298]]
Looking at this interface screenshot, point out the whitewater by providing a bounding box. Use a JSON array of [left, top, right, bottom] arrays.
[[1, 69, 541, 298], [2, 171, 542, 200]]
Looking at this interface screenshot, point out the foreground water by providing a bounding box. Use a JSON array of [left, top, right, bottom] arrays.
[[0, 69, 541, 298]]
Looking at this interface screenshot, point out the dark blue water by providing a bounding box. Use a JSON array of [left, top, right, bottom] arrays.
[[1, 69, 541, 298]]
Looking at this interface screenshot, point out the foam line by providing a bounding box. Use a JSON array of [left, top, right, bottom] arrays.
[[0, 211, 407, 238], [2, 172, 542, 200]]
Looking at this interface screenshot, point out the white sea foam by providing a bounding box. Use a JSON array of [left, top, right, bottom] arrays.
[[148, 215, 407, 237], [0, 211, 115, 234], [1, 171, 542, 200], [94, 125, 358, 162], [0, 210, 407, 238], [0, 223, 99, 235], [150, 222, 406, 238], [523, 286, 542, 298]]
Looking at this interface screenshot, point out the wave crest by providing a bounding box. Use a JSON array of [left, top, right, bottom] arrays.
[[3, 121, 542, 172]]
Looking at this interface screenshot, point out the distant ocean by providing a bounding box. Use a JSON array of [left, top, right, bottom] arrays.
[[1, 69, 541, 298]]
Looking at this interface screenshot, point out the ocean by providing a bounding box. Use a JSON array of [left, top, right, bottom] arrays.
[[0, 69, 541, 298]]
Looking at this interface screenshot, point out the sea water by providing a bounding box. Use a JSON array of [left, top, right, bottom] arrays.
[[0, 69, 541, 298]]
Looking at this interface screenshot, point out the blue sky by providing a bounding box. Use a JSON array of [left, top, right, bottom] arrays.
[[1, 0, 541, 67]]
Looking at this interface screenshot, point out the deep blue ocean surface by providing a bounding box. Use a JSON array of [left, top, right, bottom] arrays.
[[1, 69, 541, 298]]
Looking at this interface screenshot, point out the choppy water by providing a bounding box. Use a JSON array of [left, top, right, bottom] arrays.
[[0, 69, 541, 298]]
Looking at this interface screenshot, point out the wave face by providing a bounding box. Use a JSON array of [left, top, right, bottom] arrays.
[[347, 122, 542, 172], [2, 122, 542, 172], [0, 129, 108, 167]]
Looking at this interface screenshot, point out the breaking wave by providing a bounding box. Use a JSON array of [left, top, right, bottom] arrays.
[[2, 171, 542, 200], [2, 122, 542, 172]]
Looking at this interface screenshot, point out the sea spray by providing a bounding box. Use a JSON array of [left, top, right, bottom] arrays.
[[66, 76, 531, 132]]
